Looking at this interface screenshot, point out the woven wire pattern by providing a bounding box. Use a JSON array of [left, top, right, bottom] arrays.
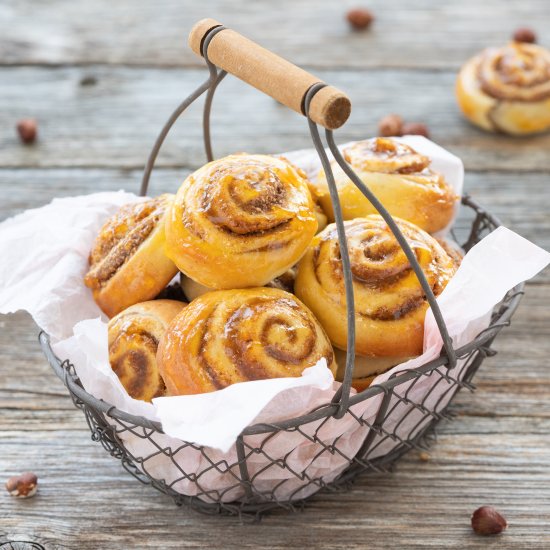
[[42, 197, 524, 519]]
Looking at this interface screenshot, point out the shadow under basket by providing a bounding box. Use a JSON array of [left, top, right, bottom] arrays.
[[40, 20, 525, 519]]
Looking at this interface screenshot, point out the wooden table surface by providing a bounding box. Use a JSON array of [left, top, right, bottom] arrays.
[[1, 1, 549, 548]]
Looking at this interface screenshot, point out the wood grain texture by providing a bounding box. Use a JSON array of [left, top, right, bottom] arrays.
[[1, 1, 550, 548], [2, 66, 550, 172], [1, 432, 550, 549], [1, 0, 549, 70]]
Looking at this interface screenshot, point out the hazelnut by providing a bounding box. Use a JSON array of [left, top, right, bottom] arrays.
[[378, 114, 404, 137], [513, 27, 537, 44], [471, 506, 508, 536], [16, 119, 38, 145], [346, 8, 374, 31], [418, 451, 431, 462], [80, 75, 98, 86], [401, 122, 430, 138], [6, 472, 38, 498]]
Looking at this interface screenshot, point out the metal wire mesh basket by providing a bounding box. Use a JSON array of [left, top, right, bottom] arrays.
[[40, 20, 524, 519]]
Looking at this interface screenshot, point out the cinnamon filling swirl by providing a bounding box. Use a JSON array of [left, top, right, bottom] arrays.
[[198, 163, 294, 234], [87, 216, 158, 287], [196, 312, 226, 389], [312, 217, 455, 322], [344, 138, 431, 175], [85, 197, 167, 289], [478, 42, 550, 102], [224, 297, 325, 373], [109, 331, 164, 400], [158, 288, 335, 395], [179, 157, 311, 248]]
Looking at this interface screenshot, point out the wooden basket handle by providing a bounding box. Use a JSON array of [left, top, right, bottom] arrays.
[[188, 18, 351, 130]]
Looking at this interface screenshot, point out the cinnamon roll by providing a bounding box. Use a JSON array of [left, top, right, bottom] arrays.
[[456, 41, 550, 135], [165, 154, 318, 289], [294, 216, 459, 358], [108, 299, 186, 401], [157, 287, 336, 396], [312, 138, 457, 234], [84, 195, 178, 318]]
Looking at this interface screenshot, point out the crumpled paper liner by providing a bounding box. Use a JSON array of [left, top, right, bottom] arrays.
[[0, 139, 548, 504]]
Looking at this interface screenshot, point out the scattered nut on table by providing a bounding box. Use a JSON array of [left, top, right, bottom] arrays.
[[16, 119, 38, 145], [471, 506, 508, 535], [5, 472, 38, 498], [401, 122, 430, 138], [346, 8, 374, 31], [378, 114, 404, 136], [80, 75, 98, 86], [513, 27, 537, 43]]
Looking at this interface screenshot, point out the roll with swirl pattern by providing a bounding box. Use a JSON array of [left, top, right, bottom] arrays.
[[108, 299, 186, 402], [456, 41, 550, 135], [84, 194, 178, 318], [313, 138, 457, 234], [157, 288, 337, 395], [165, 154, 318, 289], [294, 216, 459, 358]]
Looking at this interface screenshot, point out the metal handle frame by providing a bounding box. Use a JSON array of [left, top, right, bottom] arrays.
[[139, 24, 457, 420]]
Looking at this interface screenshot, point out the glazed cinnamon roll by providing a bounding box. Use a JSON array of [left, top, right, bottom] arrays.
[[84, 195, 178, 318], [456, 41, 550, 135], [294, 216, 459, 358], [164, 154, 318, 289], [108, 299, 186, 401], [157, 288, 337, 395], [312, 138, 457, 234]]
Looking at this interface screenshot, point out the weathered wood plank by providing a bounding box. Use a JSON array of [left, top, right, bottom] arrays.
[[2, 66, 550, 172], [1, 0, 549, 70], [1, 429, 549, 549]]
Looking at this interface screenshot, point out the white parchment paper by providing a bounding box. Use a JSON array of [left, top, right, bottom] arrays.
[[0, 140, 548, 502]]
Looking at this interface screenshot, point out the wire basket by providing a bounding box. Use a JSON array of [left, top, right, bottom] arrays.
[[40, 20, 525, 519]]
